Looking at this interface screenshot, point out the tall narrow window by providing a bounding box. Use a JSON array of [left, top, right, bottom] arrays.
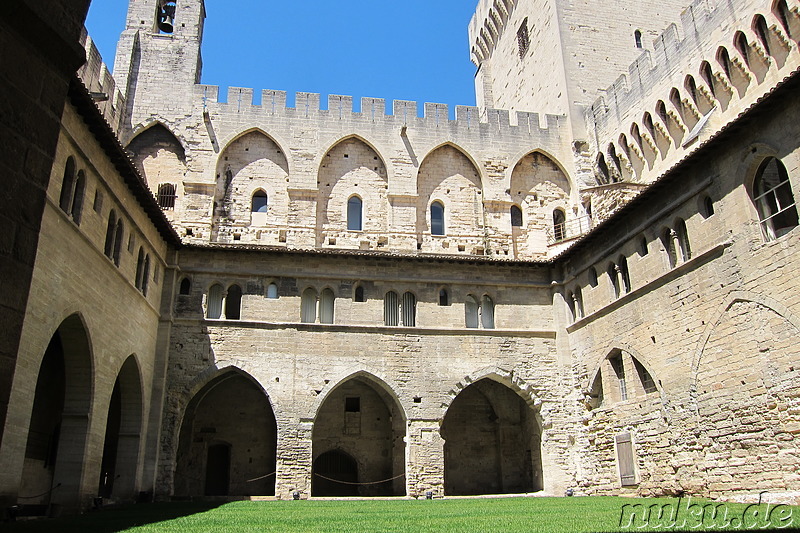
[[574, 287, 584, 319], [676, 219, 691, 261], [401, 292, 416, 327], [465, 295, 479, 329], [517, 18, 530, 58], [566, 291, 576, 322], [384, 291, 399, 326], [59, 157, 76, 214], [158, 183, 177, 210], [588, 267, 598, 288], [634, 29, 643, 49], [618, 256, 631, 293], [267, 283, 279, 299], [207, 284, 223, 319], [156, 0, 176, 34], [142, 255, 151, 296], [347, 196, 362, 231], [633, 359, 658, 394], [438, 288, 450, 307], [354, 285, 366, 303], [481, 295, 495, 329], [135, 248, 145, 291], [553, 209, 566, 242], [597, 154, 610, 184], [320, 288, 335, 324], [701, 196, 715, 218], [105, 210, 117, 259], [608, 263, 620, 299], [431, 201, 445, 236], [510, 205, 523, 227], [226, 285, 242, 320], [251, 190, 268, 213], [662, 228, 678, 268], [609, 352, 627, 401], [113, 219, 125, 267], [179, 277, 192, 295], [301, 288, 317, 323], [71, 171, 86, 224], [752, 157, 798, 241]]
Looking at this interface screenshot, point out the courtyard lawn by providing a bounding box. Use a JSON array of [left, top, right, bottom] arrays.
[[3, 496, 796, 532]]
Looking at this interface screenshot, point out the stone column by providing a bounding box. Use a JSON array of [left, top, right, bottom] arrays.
[[275, 420, 312, 499], [406, 419, 445, 498]]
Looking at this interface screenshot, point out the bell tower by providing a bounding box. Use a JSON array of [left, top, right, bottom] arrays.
[[113, 0, 206, 132]]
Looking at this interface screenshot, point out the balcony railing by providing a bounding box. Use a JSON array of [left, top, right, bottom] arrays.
[[548, 215, 594, 245]]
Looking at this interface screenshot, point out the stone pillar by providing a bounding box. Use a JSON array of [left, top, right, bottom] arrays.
[[275, 420, 312, 499], [406, 420, 444, 498]]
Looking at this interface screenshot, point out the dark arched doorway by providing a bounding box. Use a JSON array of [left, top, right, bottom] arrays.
[[441, 378, 542, 496], [313, 449, 359, 496], [98, 356, 143, 501], [174, 370, 277, 497], [19, 315, 92, 508], [311, 376, 406, 497]]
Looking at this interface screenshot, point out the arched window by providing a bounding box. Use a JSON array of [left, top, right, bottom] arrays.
[[753, 15, 772, 55], [157, 0, 176, 34], [638, 235, 648, 256], [354, 284, 365, 303], [481, 295, 495, 329], [384, 291, 399, 326], [301, 288, 317, 323], [179, 277, 191, 295], [402, 292, 416, 327], [634, 29, 643, 48], [59, 157, 76, 214], [430, 201, 445, 236], [113, 219, 125, 266], [662, 228, 678, 268], [72, 171, 86, 224], [608, 263, 620, 299], [142, 255, 151, 296], [438, 288, 450, 306], [158, 183, 177, 210], [465, 295, 479, 329], [752, 157, 798, 240], [553, 209, 566, 242], [135, 248, 145, 291], [267, 283, 279, 299], [104, 210, 117, 259], [618, 256, 631, 293], [566, 291, 576, 322], [347, 196, 362, 231], [574, 287, 584, 319], [320, 288, 335, 324], [510, 205, 523, 227], [588, 267, 598, 288], [701, 196, 715, 218], [675, 219, 691, 261], [226, 285, 242, 320], [597, 154, 610, 184], [207, 284, 223, 319]]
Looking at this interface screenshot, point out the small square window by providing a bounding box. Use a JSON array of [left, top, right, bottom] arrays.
[[345, 397, 360, 413]]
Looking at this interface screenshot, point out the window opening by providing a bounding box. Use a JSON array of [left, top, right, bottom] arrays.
[[158, 183, 177, 210], [510, 205, 523, 227], [634, 30, 643, 48], [225, 285, 242, 320], [207, 284, 223, 319], [431, 201, 445, 236], [267, 283, 279, 299], [384, 291, 399, 326], [179, 278, 191, 295], [347, 196, 362, 231], [320, 289, 335, 324], [438, 289, 450, 307], [517, 19, 530, 58], [753, 157, 798, 240], [354, 285, 366, 302], [301, 288, 317, 323]]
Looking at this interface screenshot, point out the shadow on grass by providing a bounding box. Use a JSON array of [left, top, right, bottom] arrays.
[[2, 502, 225, 533]]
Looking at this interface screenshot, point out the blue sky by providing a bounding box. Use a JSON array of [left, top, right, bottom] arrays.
[[85, 0, 479, 112]]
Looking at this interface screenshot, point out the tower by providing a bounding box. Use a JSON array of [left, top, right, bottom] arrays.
[[113, 0, 206, 132]]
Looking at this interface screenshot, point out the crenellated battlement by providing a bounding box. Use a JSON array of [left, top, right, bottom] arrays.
[[77, 28, 127, 133], [585, 0, 800, 185], [193, 85, 563, 133]]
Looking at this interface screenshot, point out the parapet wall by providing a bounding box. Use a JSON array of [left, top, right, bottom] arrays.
[[77, 28, 127, 133], [586, 0, 800, 185]]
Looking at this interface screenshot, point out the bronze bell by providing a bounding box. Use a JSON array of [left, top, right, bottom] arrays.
[[158, 2, 175, 33]]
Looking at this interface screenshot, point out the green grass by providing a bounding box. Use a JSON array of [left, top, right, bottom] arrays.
[[3, 496, 796, 532]]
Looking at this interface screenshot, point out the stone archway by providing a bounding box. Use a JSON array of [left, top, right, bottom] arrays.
[[19, 314, 92, 509], [174, 370, 277, 497], [311, 376, 406, 497], [97, 355, 143, 501], [441, 378, 542, 496]]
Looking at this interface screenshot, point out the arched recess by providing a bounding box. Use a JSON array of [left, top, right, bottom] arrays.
[[691, 294, 800, 494], [174, 369, 277, 497], [311, 372, 407, 497], [508, 151, 572, 249], [441, 378, 543, 495], [19, 314, 93, 508], [214, 129, 289, 225], [98, 355, 143, 501], [316, 136, 389, 241], [416, 143, 483, 239], [126, 123, 187, 214]]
